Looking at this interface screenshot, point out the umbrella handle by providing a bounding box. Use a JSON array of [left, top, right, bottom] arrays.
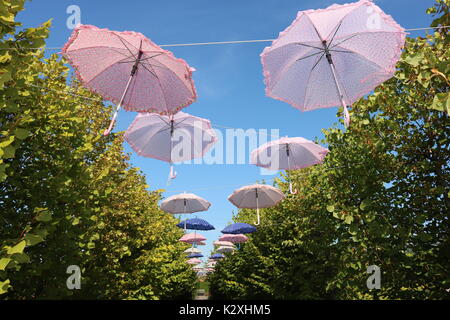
[[103, 112, 118, 136], [254, 207, 260, 226], [343, 105, 351, 128], [103, 73, 135, 136], [289, 182, 298, 195], [167, 164, 177, 184]]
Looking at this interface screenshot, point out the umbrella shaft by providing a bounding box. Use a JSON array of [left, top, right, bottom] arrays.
[[117, 75, 134, 111], [329, 61, 347, 108]]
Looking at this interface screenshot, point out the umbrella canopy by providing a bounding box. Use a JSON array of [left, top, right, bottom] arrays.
[[176, 218, 215, 231], [261, 0, 405, 127], [210, 253, 225, 260], [62, 24, 197, 135], [186, 253, 204, 258], [251, 137, 329, 193], [216, 246, 236, 253], [228, 184, 285, 225], [187, 258, 202, 265], [125, 112, 217, 180], [184, 247, 202, 254], [179, 233, 206, 244], [213, 241, 235, 247], [160, 193, 211, 214], [221, 223, 257, 235], [196, 241, 207, 246], [219, 234, 249, 244]]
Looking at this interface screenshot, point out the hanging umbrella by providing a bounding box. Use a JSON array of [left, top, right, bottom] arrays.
[[261, 0, 405, 127], [228, 184, 285, 225], [62, 24, 197, 135], [196, 241, 207, 246], [210, 253, 225, 260], [213, 241, 235, 247], [219, 234, 249, 244], [125, 112, 217, 180], [186, 253, 204, 258], [184, 247, 202, 254], [251, 137, 329, 193], [216, 246, 236, 253], [176, 218, 215, 231], [179, 233, 206, 244], [161, 193, 211, 214], [221, 223, 257, 235], [187, 258, 202, 265]]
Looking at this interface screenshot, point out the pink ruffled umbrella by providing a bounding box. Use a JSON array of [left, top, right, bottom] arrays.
[[219, 234, 249, 244], [228, 184, 285, 226], [251, 137, 329, 194], [186, 258, 202, 265], [62, 24, 197, 135], [213, 241, 235, 247], [125, 112, 217, 180], [179, 233, 206, 245], [261, 0, 405, 127]]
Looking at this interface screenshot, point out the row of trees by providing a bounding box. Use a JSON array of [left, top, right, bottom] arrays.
[[0, 0, 196, 299], [209, 1, 449, 300]]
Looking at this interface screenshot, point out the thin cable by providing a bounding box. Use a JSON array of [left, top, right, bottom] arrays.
[[29, 83, 104, 102], [164, 163, 362, 194], [1, 26, 448, 51]]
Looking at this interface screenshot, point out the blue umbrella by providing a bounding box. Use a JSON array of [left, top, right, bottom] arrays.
[[210, 253, 225, 260], [176, 218, 215, 231], [221, 223, 256, 234], [186, 253, 204, 258]]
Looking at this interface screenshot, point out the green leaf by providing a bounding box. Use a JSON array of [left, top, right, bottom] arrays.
[[24, 233, 44, 246], [404, 52, 423, 67], [11, 253, 30, 264], [344, 215, 354, 224], [429, 93, 450, 115], [36, 211, 52, 222], [326, 205, 335, 213], [360, 199, 371, 211], [7, 240, 26, 255], [14, 128, 30, 140], [0, 280, 11, 295], [0, 258, 11, 271]]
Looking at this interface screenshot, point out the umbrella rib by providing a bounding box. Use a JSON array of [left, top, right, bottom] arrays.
[[332, 45, 385, 70], [327, 20, 343, 47], [311, 52, 325, 71], [305, 13, 325, 42], [296, 50, 324, 62], [269, 47, 319, 91], [294, 43, 324, 51], [113, 33, 138, 60], [329, 33, 360, 49], [302, 52, 324, 111], [137, 61, 159, 79], [328, 49, 355, 54]]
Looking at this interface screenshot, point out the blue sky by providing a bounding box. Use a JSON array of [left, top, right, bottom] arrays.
[[19, 0, 436, 265]]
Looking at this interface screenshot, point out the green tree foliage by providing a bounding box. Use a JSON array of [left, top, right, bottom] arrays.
[[0, 0, 196, 299], [209, 3, 449, 300]]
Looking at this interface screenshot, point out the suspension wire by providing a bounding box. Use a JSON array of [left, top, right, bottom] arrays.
[[164, 163, 363, 194], [0, 26, 448, 51]]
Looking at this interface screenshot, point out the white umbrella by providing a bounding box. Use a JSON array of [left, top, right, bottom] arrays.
[[213, 241, 235, 247], [251, 137, 329, 194], [228, 184, 285, 225], [161, 192, 211, 214], [216, 246, 236, 253], [184, 247, 202, 254]]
